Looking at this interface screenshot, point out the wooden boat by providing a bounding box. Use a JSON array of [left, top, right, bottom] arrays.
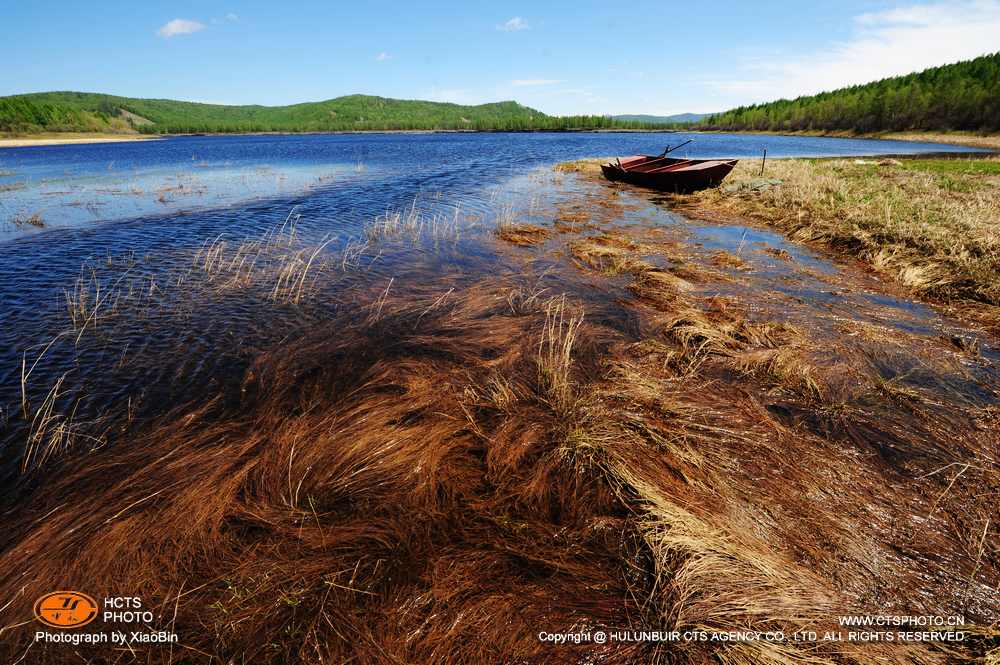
[[601, 154, 738, 192]]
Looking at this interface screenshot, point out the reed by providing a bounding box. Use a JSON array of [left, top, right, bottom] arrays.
[[64, 267, 136, 340], [186, 213, 349, 304], [366, 200, 460, 242], [505, 278, 550, 315], [535, 295, 584, 418], [1, 183, 997, 665]]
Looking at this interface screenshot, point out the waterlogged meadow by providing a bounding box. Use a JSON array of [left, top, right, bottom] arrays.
[[0, 133, 997, 663]]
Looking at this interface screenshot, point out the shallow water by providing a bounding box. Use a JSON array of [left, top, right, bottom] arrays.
[[2, 133, 998, 661], [0, 132, 991, 481], [0, 131, 976, 238]]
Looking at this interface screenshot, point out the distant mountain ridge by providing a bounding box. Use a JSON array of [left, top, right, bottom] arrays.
[[612, 113, 710, 124], [0, 92, 662, 134]]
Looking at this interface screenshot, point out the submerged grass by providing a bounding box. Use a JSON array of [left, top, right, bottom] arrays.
[[11, 211, 44, 228], [2, 175, 999, 663], [494, 203, 551, 246], [559, 154, 1000, 309]]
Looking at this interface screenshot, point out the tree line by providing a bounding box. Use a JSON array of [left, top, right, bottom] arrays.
[[700, 52, 999, 133], [0, 93, 661, 134]]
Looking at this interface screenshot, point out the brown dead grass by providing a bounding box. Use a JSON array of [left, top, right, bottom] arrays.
[[709, 249, 748, 269], [2, 183, 999, 664], [496, 222, 551, 246], [1, 284, 639, 664], [7, 266, 994, 663]]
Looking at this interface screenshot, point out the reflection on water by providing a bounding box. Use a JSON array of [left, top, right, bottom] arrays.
[[1, 162, 363, 234]]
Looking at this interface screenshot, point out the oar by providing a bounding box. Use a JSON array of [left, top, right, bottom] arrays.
[[659, 139, 693, 157], [629, 139, 695, 170]]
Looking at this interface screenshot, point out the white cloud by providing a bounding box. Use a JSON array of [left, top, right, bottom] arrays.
[[498, 17, 529, 31], [375, 52, 391, 62], [225, 13, 239, 22], [157, 18, 205, 38], [511, 79, 561, 86], [707, 0, 1000, 103]]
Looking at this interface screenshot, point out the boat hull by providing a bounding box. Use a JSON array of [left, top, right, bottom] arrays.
[[601, 157, 738, 193]]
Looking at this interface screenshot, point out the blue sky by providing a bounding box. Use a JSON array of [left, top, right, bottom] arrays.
[[4, 1, 998, 115]]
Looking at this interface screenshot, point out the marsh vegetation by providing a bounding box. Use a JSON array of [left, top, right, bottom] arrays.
[[566, 154, 1000, 310], [1, 154, 998, 664], [692, 156, 1000, 308]]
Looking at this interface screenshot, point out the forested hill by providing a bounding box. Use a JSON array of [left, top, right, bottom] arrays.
[[0, 92, 655, 134], [700, 52, 999, 133], [8, 53, 997, 136]]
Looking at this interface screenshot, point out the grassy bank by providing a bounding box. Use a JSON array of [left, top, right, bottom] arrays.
[[566, 155, 1000, 308], [874, 131, 1000, 151], [3, 184, 998, 663], [691, 157, 1000, 305]]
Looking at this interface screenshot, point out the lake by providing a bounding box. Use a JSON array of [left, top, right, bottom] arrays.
[[0, 131, 977, 241], [0, 131, 982, 479]]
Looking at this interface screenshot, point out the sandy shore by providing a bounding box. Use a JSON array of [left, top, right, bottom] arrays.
[[874, 131, 1000, 151], [0, 134, 161, 149]]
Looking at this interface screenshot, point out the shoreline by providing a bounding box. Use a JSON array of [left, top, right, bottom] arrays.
[[2, 128, 997, 151], [0, 133, 162, 148], [560, 154, 1000, 315], [693, 128, 1000, 151]]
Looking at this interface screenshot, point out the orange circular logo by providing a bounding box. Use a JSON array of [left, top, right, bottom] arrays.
[[33, 591, 99, 629]]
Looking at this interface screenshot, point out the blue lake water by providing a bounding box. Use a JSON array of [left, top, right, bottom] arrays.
[[0, 131, 985, 478], [0, 131, 977, 241]]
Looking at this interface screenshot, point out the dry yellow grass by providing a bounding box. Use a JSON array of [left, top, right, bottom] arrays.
[[688, 157, 1000, 304], [493, 203, 551, 246], [553, 158, 612, 173], [876, 131, 1000, 151]]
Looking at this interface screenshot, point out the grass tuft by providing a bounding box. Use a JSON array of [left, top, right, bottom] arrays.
[[690, 157, 1000, 304]]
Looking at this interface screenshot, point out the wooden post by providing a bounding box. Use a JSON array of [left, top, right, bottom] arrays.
[[760, 147, 767, 176]]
